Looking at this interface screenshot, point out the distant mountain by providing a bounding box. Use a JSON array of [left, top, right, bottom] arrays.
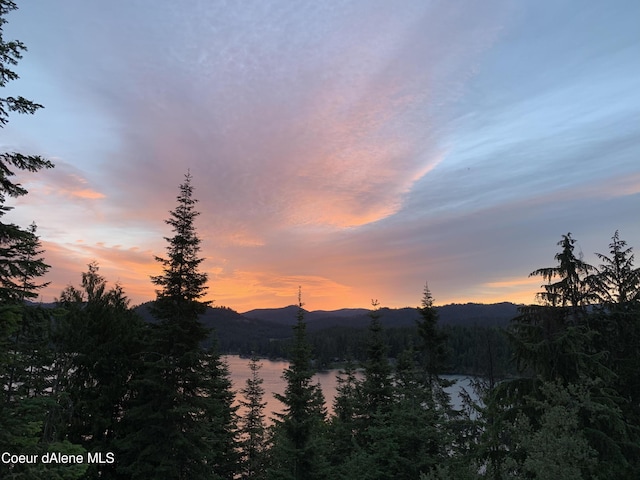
[[242, 302, 521, 330], [105, 300, 523, 360], [309, 308, 370, 318], [241, 305, 304, 325], [437, 302, 521, 327], [134, 302, 292, 350]]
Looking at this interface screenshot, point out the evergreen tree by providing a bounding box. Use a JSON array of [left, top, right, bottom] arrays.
[[358, 300, 393, 417], [488, 233, 638, 479], [118, 173, 238, 480], [590, 231, 640, 470], [510, 233, 602, 383], [328, 357, 360, 466], [0, 0, 53, 303], [0, 4, 87, 478], [330, 302, 394, 480], [238, 355, 268, 480], [56, 263, 144, 479], [416, 282, 448, 381], [335, 296, 458, 480], [268, 290, 328, 480], [529, 232, 596, 311], [592, 230, 640, 305], [0, 0, 43, 125], [0, 247, 87, 479]]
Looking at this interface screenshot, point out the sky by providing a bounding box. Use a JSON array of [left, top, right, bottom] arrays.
[[2, 0, 639, 312]]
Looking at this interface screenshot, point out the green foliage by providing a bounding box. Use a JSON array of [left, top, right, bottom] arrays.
[[358, 301, 394, 416], [416, 283, 448, 379], [486, 232, 640, 479], [55, 263, 145, 479], [591, 230, 640, 305], [0, 222, 51, 303], [0, 1, 53, 304], [238, 356, 268, 480], [508, 305, 603, 383], [510, 234, 607, 383], [327, 358, 360, 474], [529, 232, 596, 310], [269, 293, 328, 480], [588, 231, 640, 471], [151, 171, 209, 310], [0, 301, 93, 480], [0, 12, 56, 469], [328, 294, 460, 480], [0, 0, 44, 125], [0, 304, 56, 479], [494, 379, 602, 480], [118, 174, 238, 479]]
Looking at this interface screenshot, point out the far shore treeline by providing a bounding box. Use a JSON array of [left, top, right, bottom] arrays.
[[131, 300, 519, 376], [2, 2, 639, 478]]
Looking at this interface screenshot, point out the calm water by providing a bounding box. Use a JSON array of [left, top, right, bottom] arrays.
[[224, 355, 475, 421]]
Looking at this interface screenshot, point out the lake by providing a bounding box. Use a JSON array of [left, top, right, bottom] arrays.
[[223, 355, 477, 421]]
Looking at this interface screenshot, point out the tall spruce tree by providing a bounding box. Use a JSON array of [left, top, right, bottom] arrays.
[[331, 301, 395, 480], [529, 232, 596, 311], [415, 282, 449, 393], [592, 230, 640, 305], [510, 233, 600, 382], [118, 173, 237, 480], [358, 300, 393, 417], [487, 233, 637, 479], [238, 355, 268, 480], [590, 231, 640, 470], [269, 289, 328, 480]]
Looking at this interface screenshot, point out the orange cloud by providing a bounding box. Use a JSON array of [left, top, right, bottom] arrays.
[[471, 276, 543, 305], [207, 270, 353, 312], [62, 188, 106, 199], [37, 240, 160, 305]]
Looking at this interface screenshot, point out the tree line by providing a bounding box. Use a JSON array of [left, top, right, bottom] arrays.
[[1, 3, 639, 477]]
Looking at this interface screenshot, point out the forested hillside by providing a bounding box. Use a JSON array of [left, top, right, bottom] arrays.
[[135, 301, 518, 374]]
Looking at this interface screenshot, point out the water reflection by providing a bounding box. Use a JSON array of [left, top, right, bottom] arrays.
[[224, 355, 475, 421]]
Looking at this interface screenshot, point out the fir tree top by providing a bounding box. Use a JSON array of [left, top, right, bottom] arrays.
[[152, 172, 208, 303]]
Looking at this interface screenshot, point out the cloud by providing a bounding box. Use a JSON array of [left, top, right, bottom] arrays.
[[42, 0, 507, 237], [209, 270, 352, 311], [9, 0, 640, 312], [38, 239, 161, 304], [16, 159, 105, 202]]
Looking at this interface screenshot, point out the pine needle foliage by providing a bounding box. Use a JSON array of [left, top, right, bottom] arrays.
[[269, 289, 328, 480], [119, 173, 238, 480]]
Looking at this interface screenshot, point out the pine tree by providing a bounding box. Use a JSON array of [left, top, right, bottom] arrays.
[[0, 4, 87, 478], [336, 297, 457, 480], [590, 231, 640, 469], [511, 234, 602, 382], [415, 283, 447, 380], [358, 301, 393, 417], [118, 173, 238, 480], [592, 230, 640, 305], [529, 232, 596, 311], [331, 302, 395, 480], [269, 289, 328, 480], [492, 233, 638, 479], [238, 355, 268, 480], [0, 0, 53, 303], [0, 1, 43, 125], [56, 263, 144, 479]]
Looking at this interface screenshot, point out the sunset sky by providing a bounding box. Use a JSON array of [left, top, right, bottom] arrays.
[[2, 0, 639, 312]]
